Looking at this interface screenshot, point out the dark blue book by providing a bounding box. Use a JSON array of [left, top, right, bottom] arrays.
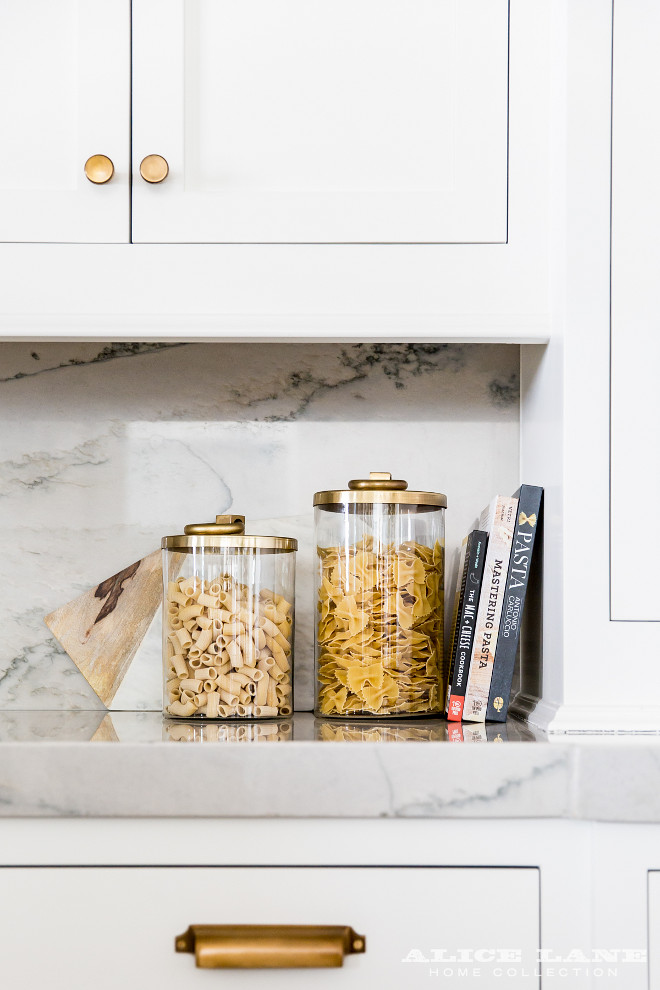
[[486, 485, 543, 722]]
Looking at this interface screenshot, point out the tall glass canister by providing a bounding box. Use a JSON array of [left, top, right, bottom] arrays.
[[162, 515, 297, 719], [314, 473, 446, 718]]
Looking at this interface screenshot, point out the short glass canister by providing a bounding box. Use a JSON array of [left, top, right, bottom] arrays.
[[162, 514, 297, 719], [314, 473, 446, 718]]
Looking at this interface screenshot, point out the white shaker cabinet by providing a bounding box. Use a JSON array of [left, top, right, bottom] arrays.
[[0, 0, 550, 336], [132, 0, 509, 244], [1, 0, 508, 246], [0, 1, 130, 243], [610, 0, 660, 621]]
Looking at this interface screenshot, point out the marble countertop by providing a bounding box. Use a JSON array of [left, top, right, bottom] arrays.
[[0, 711, 658, 823]]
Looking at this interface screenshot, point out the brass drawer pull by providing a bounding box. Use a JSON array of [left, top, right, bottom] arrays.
[[175, 924, 366, 969]]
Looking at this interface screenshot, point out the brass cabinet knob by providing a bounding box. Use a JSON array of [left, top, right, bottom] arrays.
[[140, 154, 169, 183], [84, 155, 114, 184]]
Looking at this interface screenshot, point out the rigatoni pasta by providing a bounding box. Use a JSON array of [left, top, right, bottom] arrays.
[[162, 515, 296, 719], [164, 574, 293, 719]]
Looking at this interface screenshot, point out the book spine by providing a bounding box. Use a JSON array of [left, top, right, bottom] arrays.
[[462, 496, 518, 722], [446, 530, 488, 721], [445, 537, 470, 712], [486, 486, 543, 722]]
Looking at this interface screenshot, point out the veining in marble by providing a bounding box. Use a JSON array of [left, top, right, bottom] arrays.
[[1, 711, 659, 822], [0, 713, 572, 819], [0, 341, 520, 711]]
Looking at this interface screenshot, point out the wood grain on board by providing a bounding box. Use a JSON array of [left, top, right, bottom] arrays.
[[44, 551, 162, 707]]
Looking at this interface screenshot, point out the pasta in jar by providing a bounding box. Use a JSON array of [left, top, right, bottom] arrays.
[[314, 474, 446, 719], [162, 515, 297, 719]]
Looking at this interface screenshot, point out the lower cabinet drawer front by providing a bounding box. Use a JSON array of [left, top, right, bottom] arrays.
[[650, 871, 660, 988], [0, 866, 539, 988]]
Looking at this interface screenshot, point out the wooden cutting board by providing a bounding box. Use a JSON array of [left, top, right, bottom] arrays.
[[44, 551, 162, 707]]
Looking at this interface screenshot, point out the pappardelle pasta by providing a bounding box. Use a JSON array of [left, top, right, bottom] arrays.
[[316, 537, 444, 717], [164, 574, 293, 719], [317, 721, 446, 742]]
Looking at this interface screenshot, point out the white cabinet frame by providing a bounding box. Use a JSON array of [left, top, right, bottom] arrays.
[[515, 0, 660, 732], [2, 1, 653, 733]]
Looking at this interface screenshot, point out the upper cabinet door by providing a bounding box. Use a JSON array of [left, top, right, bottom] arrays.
[[0, 2, 129, 243], [611, 0, 660, 620], [132, 0, 509, 244]]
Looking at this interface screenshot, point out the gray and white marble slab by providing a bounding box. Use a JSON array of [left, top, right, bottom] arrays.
[[0, 341, 520, 712], [0, 711, 658, 823], [0, 713, 570, 819]]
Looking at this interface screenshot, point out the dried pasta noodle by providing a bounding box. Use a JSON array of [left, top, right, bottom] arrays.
[[165, 574, 292, 719], [316, 537, 444, 716]]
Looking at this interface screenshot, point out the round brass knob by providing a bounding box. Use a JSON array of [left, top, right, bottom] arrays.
[[84, 155, 114, 184], [140, 154, 169, 183]]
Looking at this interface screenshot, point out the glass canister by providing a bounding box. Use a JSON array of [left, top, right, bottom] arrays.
[[314, 473, 446, 718], [162, 514, 297, 720]]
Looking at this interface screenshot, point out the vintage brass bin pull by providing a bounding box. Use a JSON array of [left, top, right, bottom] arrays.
[[175, 924, 366, 969]]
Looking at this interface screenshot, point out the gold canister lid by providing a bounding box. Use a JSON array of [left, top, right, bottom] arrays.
[[162, 514, 298, 551], [313, 472, 447, 509]]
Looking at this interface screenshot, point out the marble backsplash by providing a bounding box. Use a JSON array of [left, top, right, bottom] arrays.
[[0, 341, 520, 711]]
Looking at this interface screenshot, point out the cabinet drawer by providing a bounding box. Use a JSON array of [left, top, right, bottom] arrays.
[[650, 872, 660, 988], [0, 866, 539, 988]]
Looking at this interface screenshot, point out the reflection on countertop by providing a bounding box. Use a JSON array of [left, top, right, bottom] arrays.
[[164, 718, 294, 744], [314, 718, 536, 743], [0, 710, 539, 744]]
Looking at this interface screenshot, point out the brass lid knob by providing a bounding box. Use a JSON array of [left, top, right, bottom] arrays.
[[140, 154, 169, 183], [183, 514, 245, 536], [163, 515, 297, 551], [348, 472, 408, 491], [84, 155, 114, 184], [314, 473, 446, 508]]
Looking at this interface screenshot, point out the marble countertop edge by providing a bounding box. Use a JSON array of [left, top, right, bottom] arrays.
[[0, 714, 657, 822]]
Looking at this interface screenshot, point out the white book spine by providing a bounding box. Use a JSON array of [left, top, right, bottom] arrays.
[[462, 495, 518, 722]]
